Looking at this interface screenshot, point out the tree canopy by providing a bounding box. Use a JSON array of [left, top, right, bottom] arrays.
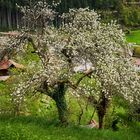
[[1, 2, 139, 128]]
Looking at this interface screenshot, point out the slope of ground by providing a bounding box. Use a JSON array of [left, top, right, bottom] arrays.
[[0, 116, 140, 140]]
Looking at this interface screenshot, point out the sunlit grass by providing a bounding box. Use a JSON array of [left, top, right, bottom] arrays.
[[126, 30, 140, 45]]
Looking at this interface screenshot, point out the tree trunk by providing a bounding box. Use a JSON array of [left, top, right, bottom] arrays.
[[52, 83, 68, 124], [39, 80, 68, 124], [98, 111, 104, 129], [16, 10, 19, 29], [97, 92, 109, 129], [53, 92, 68, 124], [7, 8, 12, 30], [2, 7, 7, 30]]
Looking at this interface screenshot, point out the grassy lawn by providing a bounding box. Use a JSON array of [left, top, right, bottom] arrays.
[[0, 116, 140, 140], [126, 30, 140, 45]]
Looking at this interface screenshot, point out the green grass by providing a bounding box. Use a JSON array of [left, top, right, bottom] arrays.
[[126, 30, 140, 45], [0, 116, 140, 140]]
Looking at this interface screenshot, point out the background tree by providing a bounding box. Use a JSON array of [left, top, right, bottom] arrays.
[[0, 0, 140, 30]]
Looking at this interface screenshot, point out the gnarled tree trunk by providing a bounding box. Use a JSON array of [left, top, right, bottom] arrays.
[[51, 83, 68, 124], [40, 80, 68, 124], [54, 97, 68, 124]]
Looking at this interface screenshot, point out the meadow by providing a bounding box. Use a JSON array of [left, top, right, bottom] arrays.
[[0, 116, 140, 140], [126, 30, 140, 45]]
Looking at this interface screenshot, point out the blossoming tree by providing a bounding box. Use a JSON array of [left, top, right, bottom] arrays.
[[61, 8, 140, 128], [3, 2, 140, 128]]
